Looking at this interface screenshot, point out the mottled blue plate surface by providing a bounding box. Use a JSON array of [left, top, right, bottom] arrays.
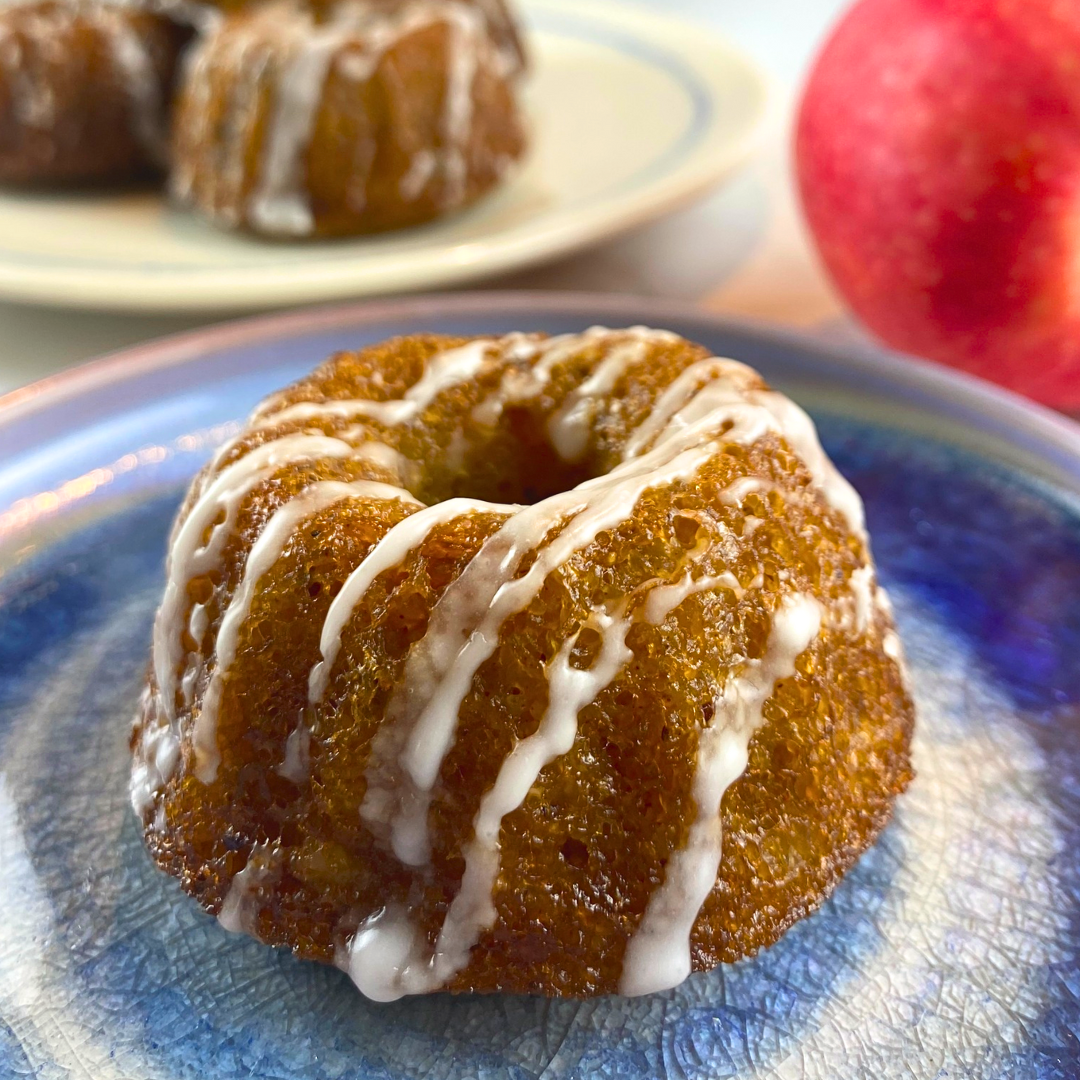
[[1, 294, 1079, 1079]]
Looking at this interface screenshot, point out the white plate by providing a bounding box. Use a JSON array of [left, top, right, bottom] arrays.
[[0, 0, 768, 313]]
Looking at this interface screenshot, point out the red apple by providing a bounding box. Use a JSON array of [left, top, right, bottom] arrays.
[[796, 0, 1080, 407]]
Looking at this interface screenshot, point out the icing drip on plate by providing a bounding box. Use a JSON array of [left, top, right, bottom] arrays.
[[218, 842, 280, 935]]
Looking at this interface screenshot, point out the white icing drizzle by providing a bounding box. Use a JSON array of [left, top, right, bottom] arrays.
[[623, 355, 866, 539], [0, 29, 43, 130], [277, 722, 311, 784], [179, 663, 200, 707], [247, 14, 346, 236], [619, 592, 823, 996], [465, 0, 522, 78], [848, 562, 876, 635], [219, 28, 274, 216], [471, 327, 675, 434], [641, 570, 744, 626], [438, 3, 480, 208], [173, 14, 276, 217], [399, 147, 436, 200], [874, 582, 894, 619], [546, 337, 651, 463], [444, 607, 634, 948], [392, 565, 763, 999], [153, 433, 360, 733], [361, 436, 729, 869], [130, 687, 176, 819], [205, 429, 407, 492], [218, 844, 278, 935], [187, 603, 210, 651], [346, 536, 770, 1000], [623, 357, 761, 460], [309, 496, 519, 706], [254, 338, 496, 432], [169, 24, 214, 204], [191, 478, 421, 782], [347, 903, 427, 1001], [718, 475, 767, 507], [236, 0, 494, 236], [218, 864, 257, 934], [876, 585, 912, 691], [359, 392, 784, 873], [349, 603, 635, 1001], [468, 336, 551, 426], [351, 439, 412, 479], [754, 389, 866, 539], [443, 426, 470, 471]]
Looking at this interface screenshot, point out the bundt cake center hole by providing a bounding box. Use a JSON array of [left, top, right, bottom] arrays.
[[436, 408, 595, 506]]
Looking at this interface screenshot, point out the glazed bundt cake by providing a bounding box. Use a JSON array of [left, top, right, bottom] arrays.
[[0, 0, 189, 184], [170, 0, 528, 237], [131, 327, 915, 1000]]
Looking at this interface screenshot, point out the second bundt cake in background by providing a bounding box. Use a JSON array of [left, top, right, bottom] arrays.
[[132, 327, 915, 1000], [0, 0, 189, 184], [171, 0, 529, 238]]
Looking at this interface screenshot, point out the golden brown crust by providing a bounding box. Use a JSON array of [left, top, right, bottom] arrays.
[[133, 331, 915, 997], [0, 1, 189, 185], [170, 0, 527, 238]]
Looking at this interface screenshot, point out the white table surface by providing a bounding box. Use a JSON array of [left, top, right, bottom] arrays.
[[0, 0, 851, 397]]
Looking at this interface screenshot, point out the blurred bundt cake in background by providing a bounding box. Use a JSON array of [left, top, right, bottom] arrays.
[[0, 0, 189, 184], [170, 0, 528, 237], [0, 0, 528, 237]]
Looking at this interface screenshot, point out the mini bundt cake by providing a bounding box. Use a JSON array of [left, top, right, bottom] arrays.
[[131, 327, 915, 1000], [0, 0, 189, 184], [170, 0, 528, 238]]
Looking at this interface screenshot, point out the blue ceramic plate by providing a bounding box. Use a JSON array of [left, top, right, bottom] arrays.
[[1, 294, 1078, 1079]]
